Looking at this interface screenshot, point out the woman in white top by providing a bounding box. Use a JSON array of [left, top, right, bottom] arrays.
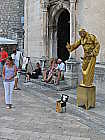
[[2, 57, 17, 109]]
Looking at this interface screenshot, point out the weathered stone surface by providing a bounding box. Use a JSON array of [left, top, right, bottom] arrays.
[[77, 0, 105, 63], [0, 0, 24, 49], [24, 0, 105, 64], [1, 73, 105, 139]]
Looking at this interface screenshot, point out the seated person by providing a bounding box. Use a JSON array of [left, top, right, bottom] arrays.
[[55, 59, 65, 85], [26, 62, 42, 81], [42, 58, 55, 83]]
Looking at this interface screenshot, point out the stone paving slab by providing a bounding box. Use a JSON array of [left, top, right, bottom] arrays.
[[0, 76, 105, 139]]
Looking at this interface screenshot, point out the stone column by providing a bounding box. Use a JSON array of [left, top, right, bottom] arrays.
[[70, 0, 76, 43], [41, 0, 49, 57], [66, 0, 76, 60], [52, 26, 57, 58], [49, 25, 57, 58], [48, 25, 53, 58], [24, 0, 29, 56], [69, 0, 76, 58], [65, 0, 80, 88]]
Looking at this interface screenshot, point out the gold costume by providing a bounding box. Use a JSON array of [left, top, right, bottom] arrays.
[[66, 30, 100, 86]]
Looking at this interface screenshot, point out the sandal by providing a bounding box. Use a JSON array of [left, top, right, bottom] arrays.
[[14, 88, 21, 90]]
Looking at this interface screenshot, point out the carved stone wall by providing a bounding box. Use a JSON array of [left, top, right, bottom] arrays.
[[76, 0, 105, 63], [0, 0, 24, 49], [24, 0, 49, 59], [24, 0, 105, 63]]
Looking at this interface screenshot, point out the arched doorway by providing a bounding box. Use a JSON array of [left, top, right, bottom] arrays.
[[57, 9, 70, 61]]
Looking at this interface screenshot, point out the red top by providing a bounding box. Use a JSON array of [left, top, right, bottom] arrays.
[[0, 51, 8, 62]]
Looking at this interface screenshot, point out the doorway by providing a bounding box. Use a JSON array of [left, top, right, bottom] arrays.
[[57, 9, 70, 61]]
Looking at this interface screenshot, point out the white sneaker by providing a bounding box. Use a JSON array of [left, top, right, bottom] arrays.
[[11, 105, 15, 108], [6, 106, 10, 109]]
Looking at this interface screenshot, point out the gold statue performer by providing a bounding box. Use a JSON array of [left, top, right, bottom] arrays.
[[66, 29, 100, 87]]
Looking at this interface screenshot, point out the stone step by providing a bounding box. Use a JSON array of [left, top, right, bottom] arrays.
[[30, 78, 71, 91]]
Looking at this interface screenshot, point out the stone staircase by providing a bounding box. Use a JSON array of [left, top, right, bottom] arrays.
[[30, 78, 72, 91]]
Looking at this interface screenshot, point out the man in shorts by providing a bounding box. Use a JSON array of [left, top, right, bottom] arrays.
[[11, 48, 22, 90]]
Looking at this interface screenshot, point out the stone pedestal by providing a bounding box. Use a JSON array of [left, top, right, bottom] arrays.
[[77, 85, 96, 110], [65, 58, 80, 88]]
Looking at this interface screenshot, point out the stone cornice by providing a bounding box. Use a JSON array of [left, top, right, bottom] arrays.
[[69, 0, 76, 3], [41, 0, 50, 11]]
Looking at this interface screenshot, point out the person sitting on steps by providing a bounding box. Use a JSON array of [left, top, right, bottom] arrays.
[[42, 58, 55, 83], [26, 62, 42, 82], [55, 59, 65, 85]]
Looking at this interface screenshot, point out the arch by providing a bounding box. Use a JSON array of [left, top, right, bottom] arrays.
[[57, 9, 70, 61], [48, 3, 70, 60], [49, 3, 70, 27]]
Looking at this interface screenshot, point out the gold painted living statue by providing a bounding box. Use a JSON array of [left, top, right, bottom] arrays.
[[66, 29, 100, 86]]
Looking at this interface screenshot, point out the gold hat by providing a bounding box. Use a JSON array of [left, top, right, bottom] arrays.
[[79, 28, 86, 33]]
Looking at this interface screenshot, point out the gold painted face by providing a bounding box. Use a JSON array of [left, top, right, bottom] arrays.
[[79, 29, 86, 37]]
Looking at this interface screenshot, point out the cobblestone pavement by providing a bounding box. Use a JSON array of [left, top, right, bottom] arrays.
[[0, 75, 105, 140]]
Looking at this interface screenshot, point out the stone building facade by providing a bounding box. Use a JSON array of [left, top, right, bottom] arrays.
[[24, 0, 105, 63], [0, 0, 24, 49]]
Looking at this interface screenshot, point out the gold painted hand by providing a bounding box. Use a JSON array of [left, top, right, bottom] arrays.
[[66, 42, 71, 52]]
